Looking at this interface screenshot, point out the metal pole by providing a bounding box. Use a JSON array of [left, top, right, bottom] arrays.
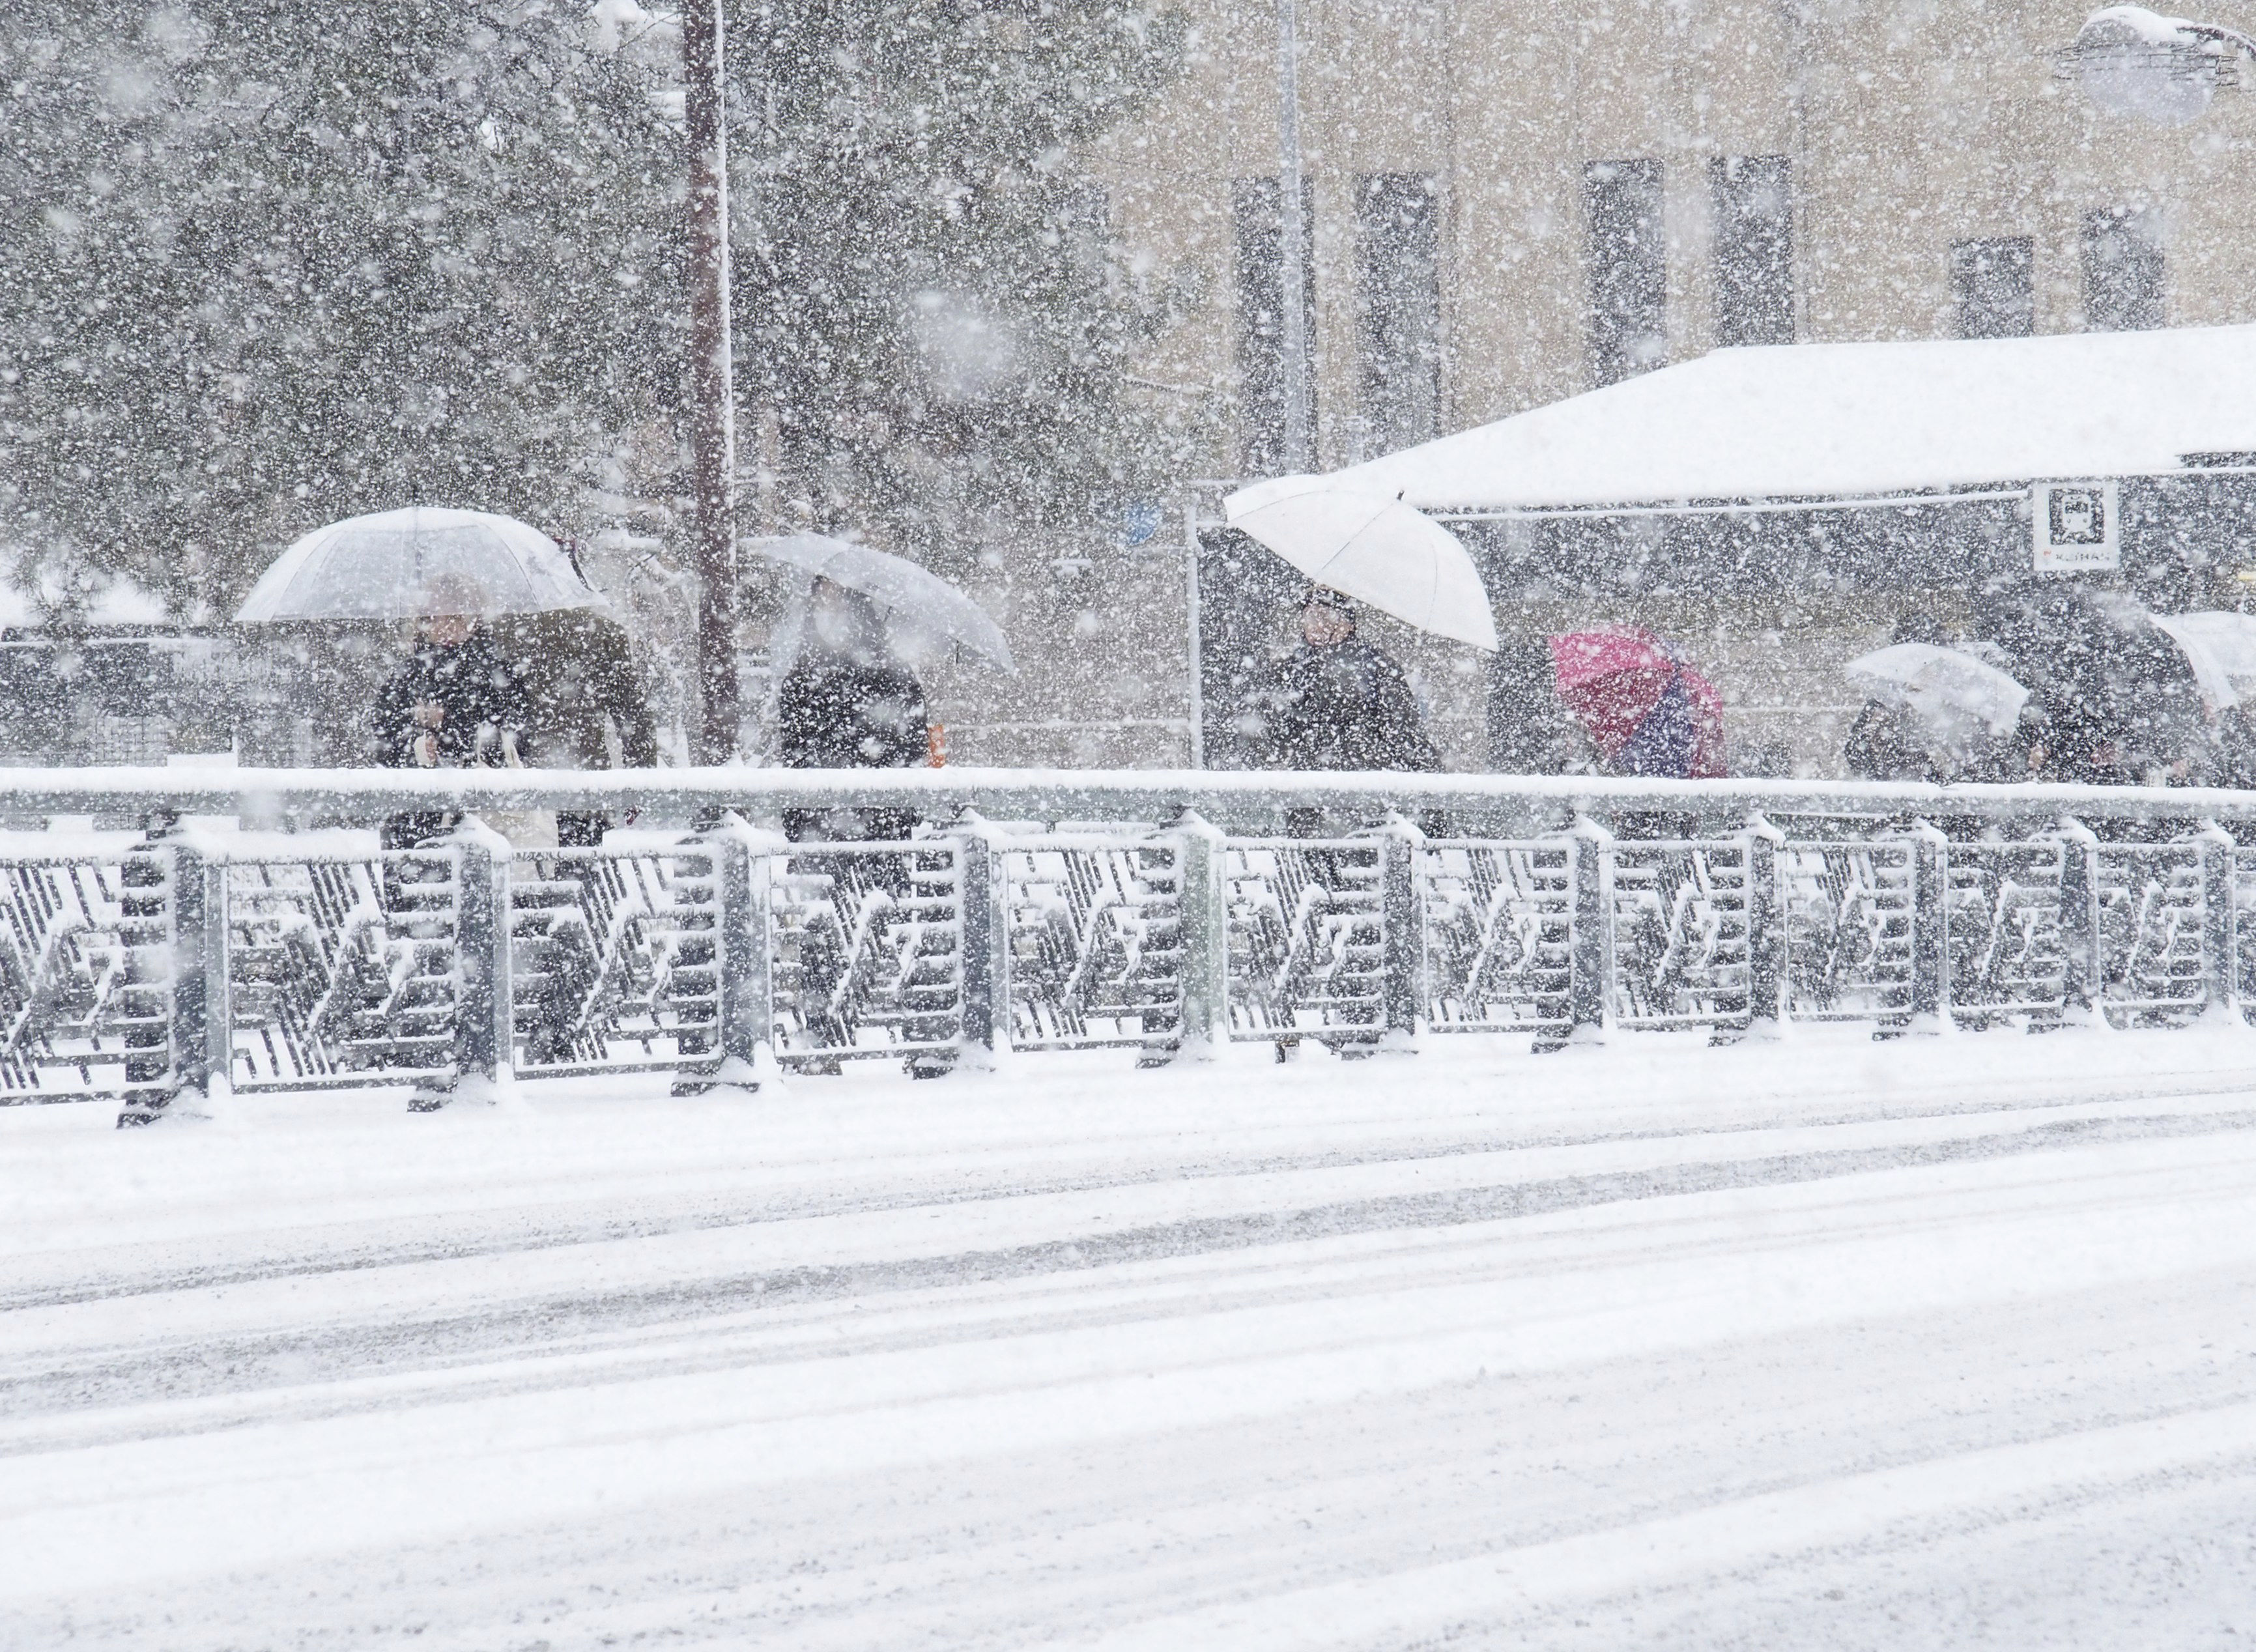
[[685, 0, 739, 764], [1184, 491, 1205, 769], [1276, 0, 1313, 472]]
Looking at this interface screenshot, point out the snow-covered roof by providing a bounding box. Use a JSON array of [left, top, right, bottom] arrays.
[[1328, 323, 2256, 513]]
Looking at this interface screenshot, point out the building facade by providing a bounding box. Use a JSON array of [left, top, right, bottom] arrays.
[[1100, 0, 2256, 477], [999, 0, 2256, 776]]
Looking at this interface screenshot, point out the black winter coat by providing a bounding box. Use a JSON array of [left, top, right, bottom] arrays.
[[777, 657, 928, 771], [372, 625, 528, 768], [1258, 638, 1441, 772], [496, 610, 659, 770]]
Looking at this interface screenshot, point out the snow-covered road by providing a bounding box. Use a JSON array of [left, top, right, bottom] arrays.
[[5, 1029, 2256, 1648]]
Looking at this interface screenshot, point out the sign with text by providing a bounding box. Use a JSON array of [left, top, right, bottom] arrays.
[[2031, 480, 2120, 573]]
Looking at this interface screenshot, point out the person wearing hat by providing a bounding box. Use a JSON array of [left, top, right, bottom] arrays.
[[1255, 586, 1441, 778]]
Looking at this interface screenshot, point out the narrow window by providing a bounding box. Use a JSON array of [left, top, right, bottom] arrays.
[[1232, 176, 1317, 476], [1584, 159, 1667, 387], [1950, 237, 2035, 339], [1709, 154, 1794, 347], [2082, 206, 2164, 332], [1354, 173, 1442, 459]]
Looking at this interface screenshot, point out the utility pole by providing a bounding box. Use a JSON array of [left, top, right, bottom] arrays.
[[1276, 0, 1313, 472], [684, 0, 738, 763]]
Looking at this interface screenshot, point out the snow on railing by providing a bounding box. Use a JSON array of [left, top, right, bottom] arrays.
[[0, 767, 2249, 1123]]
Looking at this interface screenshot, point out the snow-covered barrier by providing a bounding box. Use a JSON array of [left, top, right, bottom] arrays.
[[0, 767, 2246, 1120]]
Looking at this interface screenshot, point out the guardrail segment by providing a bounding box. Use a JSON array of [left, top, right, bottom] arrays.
[[0, 769, 2243, 1122]]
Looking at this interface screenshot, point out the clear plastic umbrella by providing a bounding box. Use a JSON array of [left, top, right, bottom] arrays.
[[1846, 642, 2029, 757], [234, 507, 604, 622], [745, 534, 1014, 671], [2150, 612, 2256, 712], [1221, 474, 1498, 650]]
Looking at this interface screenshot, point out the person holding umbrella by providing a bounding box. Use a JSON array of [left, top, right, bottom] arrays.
[[234, 503, 615, 793], [1548, 627, 1726, 780], [775, 575, 930, 843], [749, 534, 1014, 841], [1253, 586, 1441, 846], [371, 571, 530, 846], [1256, 586, 1441, 776]]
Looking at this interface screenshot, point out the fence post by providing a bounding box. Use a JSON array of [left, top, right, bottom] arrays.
[[1740, 811, 1786, 1037], [1567, 813, 1614, 1045], [1898, 818, 1950, 1036], [411, 817, 512, 1111], [676, 812, 780, 1094], [115, 834, 230, 1126], [952, 810, 1012, 1068], [1169, 809, 1233, 1061], [2197, 819, 2242, 1028], [2052, 816, 2107, 1030], [1367, 811, 1425, 1044]]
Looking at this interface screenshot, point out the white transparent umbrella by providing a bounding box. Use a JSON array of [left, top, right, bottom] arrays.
[[745, 534, 1014, 671], [1847, 643, 2030, 756], [1222, 475, 1498, 649], [2150, 612, 2256, 712], [234, 507, 604, 622]]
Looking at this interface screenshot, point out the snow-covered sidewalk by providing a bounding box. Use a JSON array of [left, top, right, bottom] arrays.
[[5, 1027, 2256, 1647]]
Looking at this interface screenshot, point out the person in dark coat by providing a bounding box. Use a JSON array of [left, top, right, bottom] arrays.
[[776, 577, 927, 843], [371, 576, 530, 847], [1487, 636, 1593, 775], [498, 607, 660, 848], [773, 577, 940, 1077], [1257, 587, 1441, 775], [1842, 697, 1941, 782]]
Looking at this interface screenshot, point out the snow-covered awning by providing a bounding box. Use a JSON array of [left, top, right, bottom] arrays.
[[1326, 323, 2256, 514]]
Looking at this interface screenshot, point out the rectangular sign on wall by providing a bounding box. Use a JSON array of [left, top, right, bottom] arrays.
[[2031, 479, 2120, 573]]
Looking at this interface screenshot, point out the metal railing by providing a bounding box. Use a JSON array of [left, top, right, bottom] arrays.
[[0, 766, 2251, 1122]]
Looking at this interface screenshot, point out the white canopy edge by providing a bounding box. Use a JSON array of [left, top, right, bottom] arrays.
[[1323, 323, 2256, 513]]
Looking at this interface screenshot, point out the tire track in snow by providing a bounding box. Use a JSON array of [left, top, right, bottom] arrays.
[[7, 1106, 2251, 1426], [13, 1066, 2253, 1313]]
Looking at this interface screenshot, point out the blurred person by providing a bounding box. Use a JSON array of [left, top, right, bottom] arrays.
[[1843, 614, 1958, 783], [773, 576, 944, 1077], [499, 606, 659, 848], [1487, 636, 1595, 775], [371, 573, 528, 847], [775, 577, 928, 844]]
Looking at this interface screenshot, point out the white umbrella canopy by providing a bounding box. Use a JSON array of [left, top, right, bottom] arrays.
[[2150, 612, 2256, 712], [235, 507, 605, 623], [1221, 475, 1498, 650], [745, 534, 1014, 672], [1846, 642, 2029, 756]]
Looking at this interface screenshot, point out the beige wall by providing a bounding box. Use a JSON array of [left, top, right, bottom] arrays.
[[1101, 0, 2256, 466]]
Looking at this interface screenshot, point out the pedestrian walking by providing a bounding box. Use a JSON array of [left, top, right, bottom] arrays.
[[771, 576, 944, 1076], [371, 573, 529, 847], [775, 577, 929, 844], [1255, 586, 1441, 780], [498, 606, 659, 847]]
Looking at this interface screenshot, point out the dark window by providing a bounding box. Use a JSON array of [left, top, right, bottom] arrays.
[[1584, 158, 1667, 386], [1355, 173, 1442, 459], [1709, 154, 1794, 347], [1233, 176, 1317, 476], [1951, 237, 2035, 339], [2083, 206, 2164, 332]]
